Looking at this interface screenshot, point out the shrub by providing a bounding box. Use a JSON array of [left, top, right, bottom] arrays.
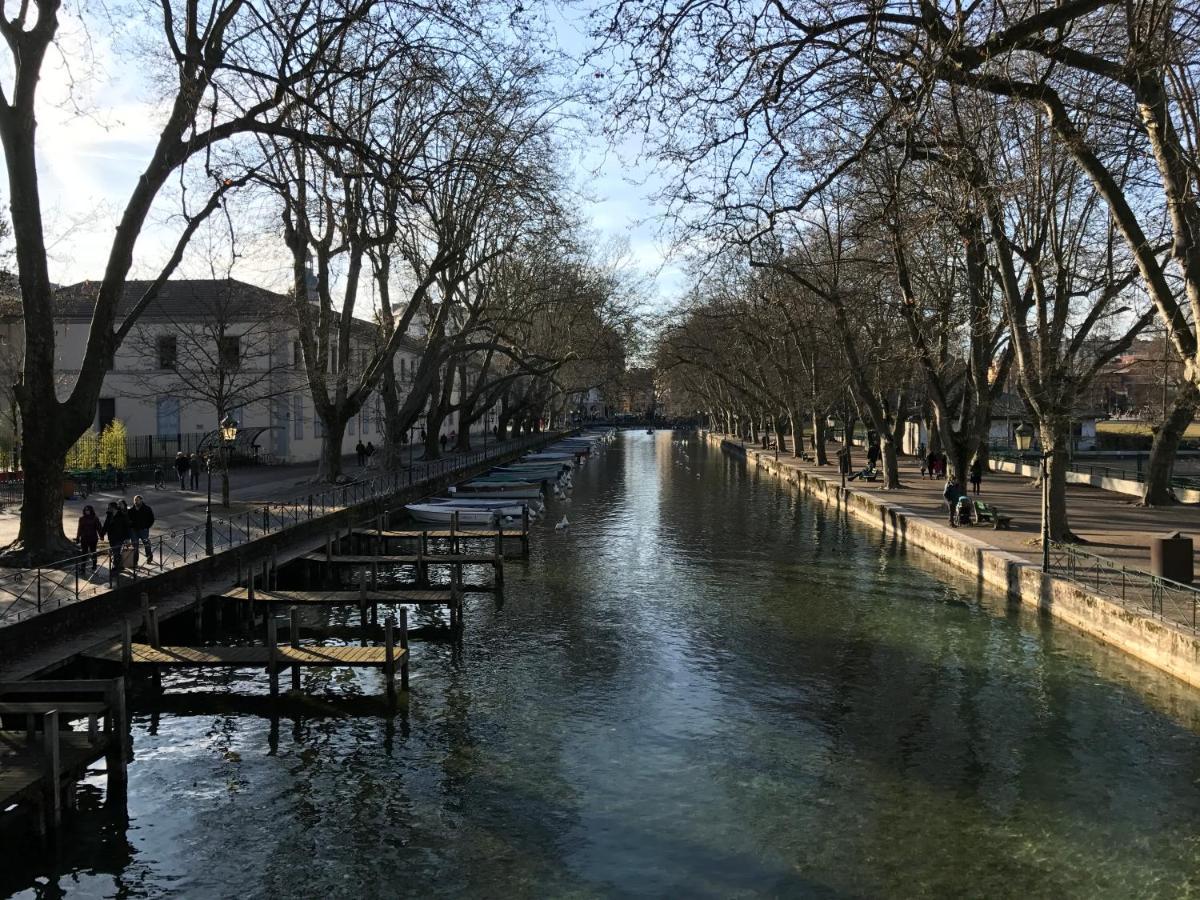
[[98, 420, 128, 468]]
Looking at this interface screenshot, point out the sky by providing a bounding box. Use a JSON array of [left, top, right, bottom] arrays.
[[19, 4, 685, 312]]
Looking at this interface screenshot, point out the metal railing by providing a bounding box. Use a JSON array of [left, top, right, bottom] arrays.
[[0, 433, 560, 626], [991, 449, 1200, 493], [1047, 541, 1200, 633]]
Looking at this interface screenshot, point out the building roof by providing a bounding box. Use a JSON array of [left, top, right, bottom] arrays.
[[51, 278, 291, 322]]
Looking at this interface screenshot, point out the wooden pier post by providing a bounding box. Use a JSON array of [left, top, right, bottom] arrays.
[[384, 617, 396, 701], [193, 579, 204, 635], [521, 505, 530, 556], [140, 593, 151, 639], [267, 613, 279, 698], [270, 548, 278, 589], [417, 534, 428, 589], [108, 677, 128, 782], [451, 511, 459, 554], [42, 710, 61, 831], [121, 619, 133, 672], [358, 569, 369, 646], [147, 607, 161, 648], [496, 518, 504, 560], [324, 533, 333, 587], [290, 606, 301, 692], [399, 607, 409, 691], [148, 606, 162, 694]]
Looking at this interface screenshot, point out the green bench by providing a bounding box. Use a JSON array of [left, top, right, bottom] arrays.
[[973, 500, 1012, 530]]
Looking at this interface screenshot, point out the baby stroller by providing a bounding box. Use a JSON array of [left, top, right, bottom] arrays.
[[955, 495, 974, 526]]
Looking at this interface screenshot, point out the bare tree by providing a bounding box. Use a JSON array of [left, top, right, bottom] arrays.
[[3, 0, 382, 561]]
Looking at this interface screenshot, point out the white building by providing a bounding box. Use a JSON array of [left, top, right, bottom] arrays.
[[0, 278, 429, 464]]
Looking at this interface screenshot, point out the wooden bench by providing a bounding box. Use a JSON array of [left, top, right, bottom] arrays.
[[973, 500, 1012, 530]]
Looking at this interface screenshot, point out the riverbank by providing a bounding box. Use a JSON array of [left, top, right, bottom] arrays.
[[708, 432, 1200, 689]]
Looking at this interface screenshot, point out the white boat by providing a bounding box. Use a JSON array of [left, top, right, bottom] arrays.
[[428, 498, 536, 518], [453, 487, 544, 501], [404, 504, 497, 525]]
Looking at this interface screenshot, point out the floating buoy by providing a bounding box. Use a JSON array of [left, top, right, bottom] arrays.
[[555, 515, 569, 531]]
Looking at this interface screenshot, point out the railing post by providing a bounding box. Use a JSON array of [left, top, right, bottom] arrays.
[[36, 568, 42, 612]]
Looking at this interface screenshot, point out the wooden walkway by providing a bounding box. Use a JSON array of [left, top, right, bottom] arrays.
[[351, 528, 528, 540], [302, 553, 501, 566], [0, 678, 127, 833], [86, 642, 405, 668], [219, 587, 457, 606]]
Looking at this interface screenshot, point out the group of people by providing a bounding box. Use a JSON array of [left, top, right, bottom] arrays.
[[355, 440, 378, 468], [172, 451, 206, 490], [75, 495, 155, 575]]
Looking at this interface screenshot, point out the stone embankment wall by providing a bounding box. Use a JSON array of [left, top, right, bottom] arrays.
[[710, 434, 1200, 689]]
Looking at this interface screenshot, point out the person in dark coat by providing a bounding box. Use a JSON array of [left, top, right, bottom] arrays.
[[101, 501, 131, 574], [969, 458, 983, 495], [866, 442, 881, 470], [365, 441, 376, 468], [355, 440, 366, 467], [189, 452, 202, 490], [943, 478, 964, 527], [76, 505, 101, 571], [174, 451, 189, 489], [128, 494, 155, 564]]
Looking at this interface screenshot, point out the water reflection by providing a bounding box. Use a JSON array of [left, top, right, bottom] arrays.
[[5, 431, 1200, 898]]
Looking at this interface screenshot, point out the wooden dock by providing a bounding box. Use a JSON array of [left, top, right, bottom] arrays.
[[85, 609, 409, 699], [219, 586, 457, 606], [350, 525, 530, 557], [300, 550, 504, 594], [87, 641, 405, 668], [0, 678, 127, 834]]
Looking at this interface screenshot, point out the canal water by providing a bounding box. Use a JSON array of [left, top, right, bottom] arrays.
[[5, 431, 1200, 898]]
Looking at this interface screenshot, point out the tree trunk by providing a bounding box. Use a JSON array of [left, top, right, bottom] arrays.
[[10, 447, 75, 561], [811, 411, 829, 465], [789, 407, 802, 458], [880, 434, 900, 488], [1040, 420, 1073, 542], [773, 415, 787, 453], [318, 418, 348, 482], [1142, 382, 1199, 505]]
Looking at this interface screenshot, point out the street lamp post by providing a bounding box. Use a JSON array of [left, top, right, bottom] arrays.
[[1015, 423, 1051, 572], [219, 413, 239, 509], [204, 455, 214, 555]]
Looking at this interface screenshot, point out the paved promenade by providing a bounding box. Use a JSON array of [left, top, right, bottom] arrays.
[[731, 435, 1200, 576], [0, 444, 506, 548]]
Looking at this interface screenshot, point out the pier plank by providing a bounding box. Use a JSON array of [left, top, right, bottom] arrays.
[[217, 587, 455, 606], [84, 642, 406, 668], [301, 553, 500, 565]]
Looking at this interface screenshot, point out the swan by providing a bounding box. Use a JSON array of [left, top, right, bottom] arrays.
[[555, 515, 569, 531]]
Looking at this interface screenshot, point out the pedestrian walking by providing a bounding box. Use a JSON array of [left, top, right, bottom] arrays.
[[174, 451, 189, 489], [100, 501, 131, 575], [448, 430, 457, 449], [189, 452, 202, 490], [969, 458, 983, 495], [366, 441, 376, 468], [924, 449, 936, 480], [420, 428, 427, 444], [76, 504, 101, 571], [867, 442, 881, 470], [943, 478, 964, 527], [356, 440, 366, 467], [439, 433, 448, 451], [128, 494, 155, 564]]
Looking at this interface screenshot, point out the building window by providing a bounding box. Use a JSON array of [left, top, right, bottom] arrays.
[[293, 396, 304, 440], [157, 335, 177, 369], [375, 397, 383, 431], [360, 406, 369, 435], [156, 397, 180, 438], [293, 340, 303, 369], [219, 336, 240, 370]]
